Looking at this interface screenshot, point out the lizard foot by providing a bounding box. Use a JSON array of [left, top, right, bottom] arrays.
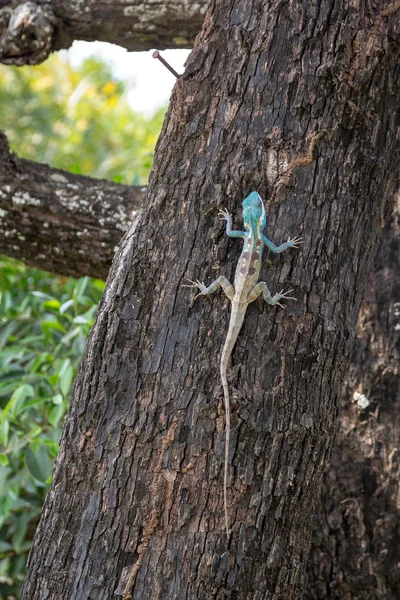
[[286, 236, 303, 249], [182, 279, 208, 300], [271, 289, 297, 308], [218, 208, 231, 221]]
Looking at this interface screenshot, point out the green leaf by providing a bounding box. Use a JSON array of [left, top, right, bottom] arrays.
[[14, 335, 43, 346], [1, 384, 35, 423], [0, 540, 12, 552], [0, 420, 9, 446], [59, 299, 74, 314], [0, 369, 26, 383], [28, 426, 44, 440], [27, 354, 51, 374], [73, 315, 90, 324], [24, 445, 53, 483], [31, 291, 53, 300], [0, 289, 12, 312], [48, 404, 65, 427], [0, 381, 20, 398], [59, 360, 74, 398], [52, 393, 63, 405], [43, 299, 61, 310], [0, 464, 9, 490], [21, 397, 50, 410], [48, 373, 59, 386], [11, 513, 30, 552], [0, 454, 8, 465], [0, 322, 19, 351], [61, 326, 80, 344], [0, 540, 12, 554], [41, 320, 66, 335], [73, 277, 90, 302]]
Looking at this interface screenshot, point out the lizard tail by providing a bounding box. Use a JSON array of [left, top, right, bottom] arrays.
[[221, 360, 231, 540], [220, 310, 246, 540]]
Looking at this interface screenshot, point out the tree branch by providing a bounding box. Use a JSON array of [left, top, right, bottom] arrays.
[[0, 132, 144, 278], [0, 0, 207, 66]]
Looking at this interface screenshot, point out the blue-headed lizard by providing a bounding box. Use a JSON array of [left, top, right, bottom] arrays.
[[186, 192, 302, 538]]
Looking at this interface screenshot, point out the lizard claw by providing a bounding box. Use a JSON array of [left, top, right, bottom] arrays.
[[287, 236, 303, 249], [271, 288, 297, 307], [218, 208, 231, 221], [183, 279, 208, 300], [182, 279, 197, 288]]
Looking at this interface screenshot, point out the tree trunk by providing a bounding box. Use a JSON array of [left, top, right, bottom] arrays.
[[306, 198, 400, 600], [0, 0, 207, 65], [22, 1, 400, 599]]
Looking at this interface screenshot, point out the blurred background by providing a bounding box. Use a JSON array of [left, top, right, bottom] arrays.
[[0, 43, 189, 599]]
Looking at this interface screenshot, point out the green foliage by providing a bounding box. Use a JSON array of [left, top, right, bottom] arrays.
[[0, 53, 164, 597], [0, 258, 105, 598], [0, 55, 164, 184]]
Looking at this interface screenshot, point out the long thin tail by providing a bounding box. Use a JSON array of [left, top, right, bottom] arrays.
[[220, 309, 246, 539], [221, 361, 231, 540]]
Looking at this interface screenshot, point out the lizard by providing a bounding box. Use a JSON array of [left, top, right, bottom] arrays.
[[186, 191, 302, 539]]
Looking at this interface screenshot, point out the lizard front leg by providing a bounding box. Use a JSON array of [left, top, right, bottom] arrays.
[[184, 276, 235, 301], [262, 233, 303, 253], [219, 208, 246, 238], [247, 282, 296, 308]]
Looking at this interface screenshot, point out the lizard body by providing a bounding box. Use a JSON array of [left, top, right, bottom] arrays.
[[187, 191, 301, 538]]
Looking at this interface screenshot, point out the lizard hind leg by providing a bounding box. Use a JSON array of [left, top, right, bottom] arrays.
[[247, 281, 296, 308], [184, 276, 235, 301]]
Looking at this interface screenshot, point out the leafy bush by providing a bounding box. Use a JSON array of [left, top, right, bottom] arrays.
[[0, 258, 105, 598]]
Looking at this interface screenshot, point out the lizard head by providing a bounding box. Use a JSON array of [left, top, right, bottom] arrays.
[[242, 191, 266, 230]]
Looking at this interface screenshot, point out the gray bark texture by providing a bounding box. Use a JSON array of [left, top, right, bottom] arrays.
[[306, 198, 400, 600], [22, 1, 400, 599], [0, 131, 143, 279], [0, 0, 207, 65]]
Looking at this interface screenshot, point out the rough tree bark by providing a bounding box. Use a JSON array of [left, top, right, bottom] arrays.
[[20, 1, 400, 599], [0, 0, 207, 65], [306, 198, 400, 600], [0, 132, 144, 278]]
